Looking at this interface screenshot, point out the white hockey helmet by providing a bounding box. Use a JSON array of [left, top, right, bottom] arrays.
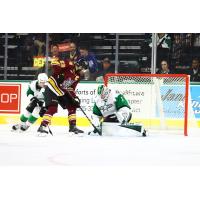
[[37, 73, 48, 83], [97, 85, 111, 101]]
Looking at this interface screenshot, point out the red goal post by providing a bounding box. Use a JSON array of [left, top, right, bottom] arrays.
[[104, 73, 190, 136]]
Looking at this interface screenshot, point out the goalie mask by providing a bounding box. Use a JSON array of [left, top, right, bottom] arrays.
[[97, 85, 111, 102]]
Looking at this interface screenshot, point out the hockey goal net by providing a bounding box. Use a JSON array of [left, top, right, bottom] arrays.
[[105, 73, 192, 136]]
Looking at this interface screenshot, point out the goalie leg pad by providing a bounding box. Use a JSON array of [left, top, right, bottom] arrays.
[[120, 123, 147, 137], [101, 122, 146, 137]]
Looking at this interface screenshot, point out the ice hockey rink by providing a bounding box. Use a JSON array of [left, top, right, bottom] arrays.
[[0, 124, 200, 166]]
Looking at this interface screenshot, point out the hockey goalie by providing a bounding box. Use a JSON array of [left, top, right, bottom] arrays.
[[89, 85, 146, 137]]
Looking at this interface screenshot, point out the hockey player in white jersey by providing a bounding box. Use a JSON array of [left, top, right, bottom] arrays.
[[12, 73, 48, 131], [89, 85, 146, 137]]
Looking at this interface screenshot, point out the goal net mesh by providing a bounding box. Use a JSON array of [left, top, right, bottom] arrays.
[[105, 74, 195, 136]]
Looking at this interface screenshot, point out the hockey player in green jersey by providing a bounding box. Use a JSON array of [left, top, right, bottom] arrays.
[[89, 85, 146, 137], [12, 73, 48, 131]]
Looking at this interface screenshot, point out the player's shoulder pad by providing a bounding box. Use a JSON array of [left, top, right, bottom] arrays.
[[115, 94, 131, 109]]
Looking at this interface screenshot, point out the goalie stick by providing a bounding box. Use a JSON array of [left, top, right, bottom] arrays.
[[79, 106, 102, 136]]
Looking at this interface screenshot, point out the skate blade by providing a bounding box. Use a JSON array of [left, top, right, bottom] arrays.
[[11, 129, 19, 132], [140, 129, 148, 137], [37, 132, 48, 137], [68, 132, 85, 137], [11, 129, 25, 133]]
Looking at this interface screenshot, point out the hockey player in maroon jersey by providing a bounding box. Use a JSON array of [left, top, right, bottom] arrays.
[[37, 57, 86, 135]]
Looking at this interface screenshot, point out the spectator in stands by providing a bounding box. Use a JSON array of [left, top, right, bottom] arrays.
[[157, 60, 174, 74], [192, 34, 200, 58], [149, 33, 172, 66], [171, 34, 193, 72], [78, 46, 98, 80], [35, 44, 59, 79], [96, 58, 115, 82], [51, 44, 59, 58], [187, 58, 200, 82], [69, 42, 79, 62], [33, 34, 46, 56], [17, 34, 34, 68], [23, 35, 34, 67], [171, 34, 183, 67], [48, 44, 60, 76]]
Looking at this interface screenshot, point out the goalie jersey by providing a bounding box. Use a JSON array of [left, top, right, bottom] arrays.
[[92, 85, 131, 117], [26, 80, 45, 101]]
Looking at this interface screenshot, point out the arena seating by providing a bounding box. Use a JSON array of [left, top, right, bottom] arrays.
[[0, 33, 147, 80]]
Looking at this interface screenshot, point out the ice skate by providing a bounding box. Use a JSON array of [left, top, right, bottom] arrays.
[[20, 124, 30, 131], [69, 125, 84, 135], [12, 123, 29, 132], [12, 124, 20, 131], [142, 129, 147, 137], [37, 125, 49, 137]]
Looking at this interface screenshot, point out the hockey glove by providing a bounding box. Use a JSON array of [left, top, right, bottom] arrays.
[[30, 96, 39, 103], [30, 97, 44, 107], [72, 96, 81, 108], [37, 101, 44, 107], [76, 58, 89, 70]]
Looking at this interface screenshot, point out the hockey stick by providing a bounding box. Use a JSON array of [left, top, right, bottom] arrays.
[[78, 106, 102, 136], [48, 125, 53, 136], [65, 90, 102, 136]]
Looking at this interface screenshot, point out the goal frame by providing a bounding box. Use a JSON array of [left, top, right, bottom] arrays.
[[104, 73, 190, 136]]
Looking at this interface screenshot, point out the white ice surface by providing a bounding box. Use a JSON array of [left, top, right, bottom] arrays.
[[0, 125, 200, 166]]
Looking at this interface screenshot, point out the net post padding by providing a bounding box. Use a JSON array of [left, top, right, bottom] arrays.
[[104, 73, 190, 136]]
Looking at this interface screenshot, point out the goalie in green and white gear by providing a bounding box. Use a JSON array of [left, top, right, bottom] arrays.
[[12, 73, 48, 132], [93, 85, 132, 124], [89, 85, 146, 137]]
